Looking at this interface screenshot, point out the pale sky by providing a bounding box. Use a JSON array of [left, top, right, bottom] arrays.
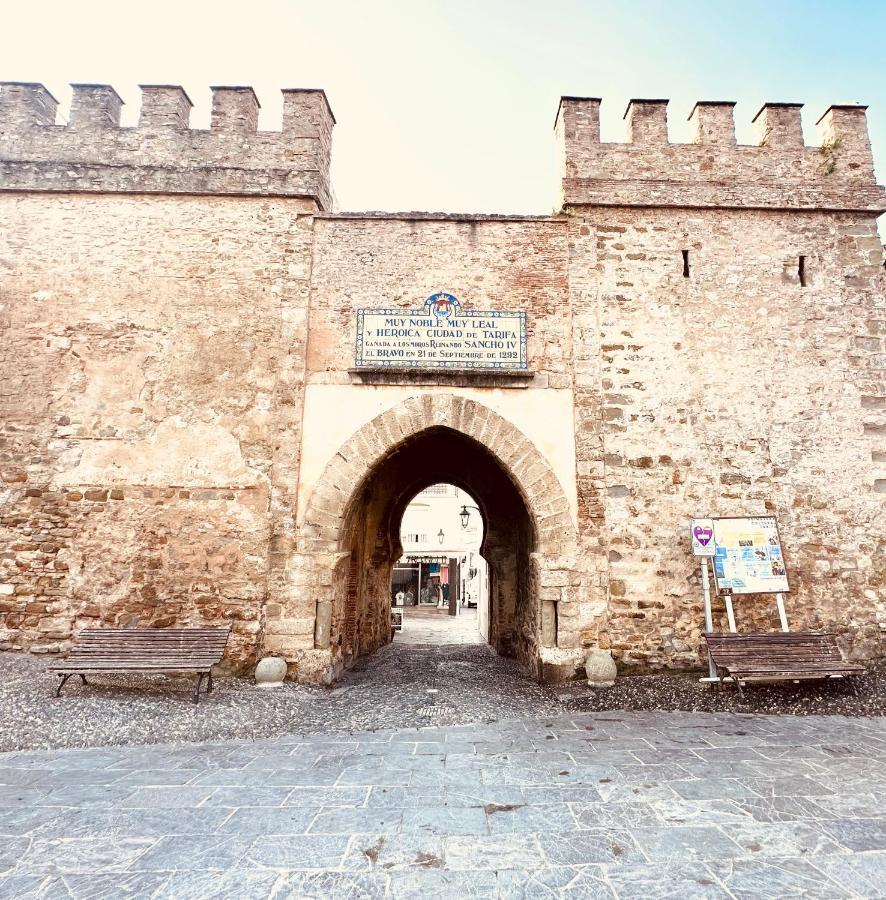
[[3, 0, 885, 213]]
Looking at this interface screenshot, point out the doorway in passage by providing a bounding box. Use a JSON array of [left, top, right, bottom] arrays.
[[391, 483, 489, 646]]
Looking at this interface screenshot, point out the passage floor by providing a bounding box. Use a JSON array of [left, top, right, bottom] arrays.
[[1, 710, 885, 898]]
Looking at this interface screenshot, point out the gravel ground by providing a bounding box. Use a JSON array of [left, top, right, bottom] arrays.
[[1, 643, 884, 753]]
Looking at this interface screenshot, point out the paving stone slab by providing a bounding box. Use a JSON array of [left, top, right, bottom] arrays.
[[571, 800, 663, 829], [0, 875, 48, 900], [201, 785, 295, 808], [220, 807, 319, 835], [538, 829, 646, 867], [402, 805, 489, 836], [816, 850, 886, 898], [671, 777, 765, 802], [631, 824, 744, 861], [486, 801, 577, 835], [444, 786, 526, 808], [443, 834, 545, 870], [150, 869, 279, 900], [35, 872, 168, 899], [271, 870, 389, 899], [820, 817, 886, 852], [341, 833, 446, 872], [15, 837, 157, 875], [602, 861, 730, 899], [497, 865, 615, 898], [282, 786, 370, 808], [127, 834, 253, 872], [242, 834, 351, 870], [707, 856, 853, 899], [107, 768, 203, 787], [30, 807, 233, 839], [118, 786, 217, 808], [388, 869, 497, 899], [0, 807, 68, 836]]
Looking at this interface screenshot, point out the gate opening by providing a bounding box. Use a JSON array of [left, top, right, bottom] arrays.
[[331, 426, 540, 674], [391, 483, 490, 645]]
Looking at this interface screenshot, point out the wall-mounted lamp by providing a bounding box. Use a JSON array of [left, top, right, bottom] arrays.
[[460, 504, 481, 529], [437, 528, 445, 545]]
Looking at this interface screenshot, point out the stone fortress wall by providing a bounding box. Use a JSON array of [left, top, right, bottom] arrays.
[[557, 97, 886, 667], [0, 82, 883, 680], [0, 82, 333, 206], [0, 83, 329, 665]]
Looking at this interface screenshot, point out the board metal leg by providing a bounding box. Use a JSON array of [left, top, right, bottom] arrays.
[[724, 595, 737, 633], [775, 593, 790, 632], [701, 558, 718, 681]]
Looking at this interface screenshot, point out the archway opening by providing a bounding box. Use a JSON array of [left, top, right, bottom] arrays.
[[331, 426, 539, 674], [392, 483, 490, 645]]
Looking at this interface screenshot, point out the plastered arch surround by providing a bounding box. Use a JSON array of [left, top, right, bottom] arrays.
[[295, 394, 585, 677]]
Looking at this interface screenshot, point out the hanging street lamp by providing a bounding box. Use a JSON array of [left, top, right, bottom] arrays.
[[460, 504, 481, 529]]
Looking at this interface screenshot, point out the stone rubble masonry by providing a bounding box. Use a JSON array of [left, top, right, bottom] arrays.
[[1, 83, 884, 680], [555, 97, 886, 212], [0, 82, 334, 208]]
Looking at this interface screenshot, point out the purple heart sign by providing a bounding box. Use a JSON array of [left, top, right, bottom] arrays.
[[693, 526, 713, 546], [691, 518, 716, 556]]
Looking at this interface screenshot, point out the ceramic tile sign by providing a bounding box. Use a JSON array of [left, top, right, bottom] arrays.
[[690, 518, 716, 556], [355, 292, 527, 370], [711, 515, 790, 595]]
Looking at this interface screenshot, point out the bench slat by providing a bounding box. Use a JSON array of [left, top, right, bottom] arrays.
[[703, 631, 864, 686]]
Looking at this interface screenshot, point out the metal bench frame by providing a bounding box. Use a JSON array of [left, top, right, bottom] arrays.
[[50, 627, 231, 703]]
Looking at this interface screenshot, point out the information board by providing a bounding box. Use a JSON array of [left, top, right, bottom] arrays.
[[711, 516, 789, 595], [355, 292, 527, 370]]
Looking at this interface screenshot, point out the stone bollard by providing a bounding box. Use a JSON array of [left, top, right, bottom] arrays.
[[584, 649, 617, 688], [254, 656, 287, 689]]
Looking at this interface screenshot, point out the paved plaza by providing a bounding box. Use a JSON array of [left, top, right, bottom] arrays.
[[396, 605, 485, 645], [2, 709, 886, 898]]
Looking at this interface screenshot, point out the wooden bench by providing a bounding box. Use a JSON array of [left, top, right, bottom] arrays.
[[704, 631, 865, 697], [50, 627, 231, 703]]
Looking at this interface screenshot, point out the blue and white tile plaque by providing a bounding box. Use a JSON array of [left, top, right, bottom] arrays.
[[355, 293, 527, 370]]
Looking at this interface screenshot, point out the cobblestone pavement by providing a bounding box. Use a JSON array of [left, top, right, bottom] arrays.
[[2, 614, 885, 752], [2, 710, 885, 898], [0, 610, 570, 752]]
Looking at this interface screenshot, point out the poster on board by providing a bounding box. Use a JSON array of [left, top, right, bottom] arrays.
[[711, 516, 789, 595]]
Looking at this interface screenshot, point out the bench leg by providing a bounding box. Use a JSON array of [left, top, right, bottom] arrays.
[[194, 672, 205, 704], [79, 675, 88, 686], [207, 670, 213, 694], [55, 674, 73, 697]]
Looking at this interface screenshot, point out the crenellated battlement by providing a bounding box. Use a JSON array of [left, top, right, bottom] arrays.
[[555, 97, 886, 212], [0, 82, 335, 208]]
